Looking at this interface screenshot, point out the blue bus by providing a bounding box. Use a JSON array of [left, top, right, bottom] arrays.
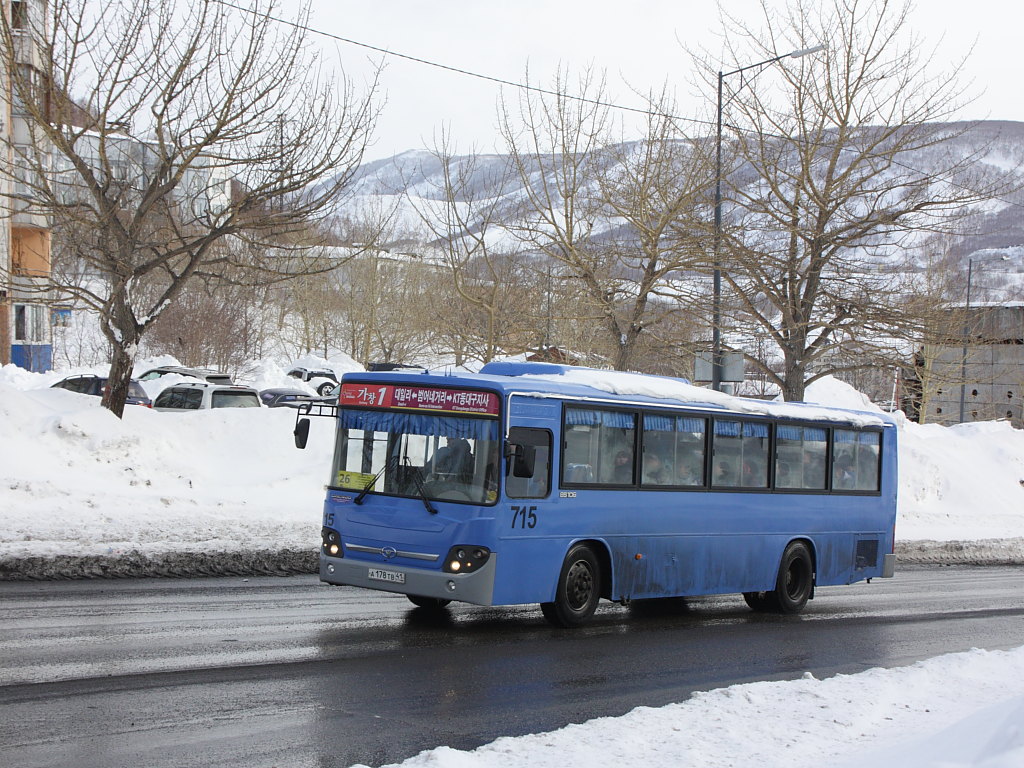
[[294, 361, 897, 627]]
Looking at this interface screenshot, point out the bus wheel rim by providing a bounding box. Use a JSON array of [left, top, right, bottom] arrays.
[[566, 560, 593, 610]]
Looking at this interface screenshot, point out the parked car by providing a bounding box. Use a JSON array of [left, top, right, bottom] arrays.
[[153, 382, 261, 411], [258, 387, 327, 408], [50, 374, 152, 407], [137, 365, 233, 385], [286, 366, 338, 396]]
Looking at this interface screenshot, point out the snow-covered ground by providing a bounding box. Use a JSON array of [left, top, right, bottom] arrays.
[[359, 645, 1024, 768], [2, 358, 1023, 768]]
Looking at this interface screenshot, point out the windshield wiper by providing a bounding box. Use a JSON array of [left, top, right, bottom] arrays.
[[354, 455, 398, 505], [404, 457, 438, 515]]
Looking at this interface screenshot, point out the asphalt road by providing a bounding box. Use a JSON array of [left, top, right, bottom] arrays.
[[2, 565, 1023, 768]]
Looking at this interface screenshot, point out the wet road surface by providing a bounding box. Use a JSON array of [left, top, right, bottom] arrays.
[[2, 565, 1023, 767]]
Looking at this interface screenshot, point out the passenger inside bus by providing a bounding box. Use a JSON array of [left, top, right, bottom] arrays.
[[741, 458, 765, 487], [642, 452, 667, 484], [610, 449, 633, 483], [675, 453, 702, 485], [833, 454, 856, 490], [714, 459, 738, 486]]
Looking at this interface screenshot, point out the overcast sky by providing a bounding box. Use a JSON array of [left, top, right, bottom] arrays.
[[306, 0, 1023, 161]]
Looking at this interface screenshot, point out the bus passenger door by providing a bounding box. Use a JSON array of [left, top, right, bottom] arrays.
[[505, 428, 552, 501], [498, 428, 556, 603]]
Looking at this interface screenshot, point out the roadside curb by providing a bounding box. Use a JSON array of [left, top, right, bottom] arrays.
[[2, 539, 1023, 581], [895, 538, 1024, 566], [0, 549, 318, 581]]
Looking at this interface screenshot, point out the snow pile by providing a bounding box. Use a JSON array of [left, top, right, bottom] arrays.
[[0, 375, 333, 560], [356, 645, 1024, 768]]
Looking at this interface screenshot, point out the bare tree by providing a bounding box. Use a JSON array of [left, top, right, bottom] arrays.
[[702, 0, 1013, 400], [499, 71, 711, 371], [0, 0, 379, 415], [413, 135, 539, 364]]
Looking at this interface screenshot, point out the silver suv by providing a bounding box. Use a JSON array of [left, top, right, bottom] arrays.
[[153, 382, 261, 411]]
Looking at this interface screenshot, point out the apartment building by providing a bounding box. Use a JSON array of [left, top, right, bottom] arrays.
[[2, 0, 52, 371]]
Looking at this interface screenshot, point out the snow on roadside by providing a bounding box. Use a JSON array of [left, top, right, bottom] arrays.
[[0, 378, 333, 559], [355, 645, 1024, 768]]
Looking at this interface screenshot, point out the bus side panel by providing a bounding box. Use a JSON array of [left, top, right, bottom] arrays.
[[607, 531, 788, 599], [559, 489, 894, 600]]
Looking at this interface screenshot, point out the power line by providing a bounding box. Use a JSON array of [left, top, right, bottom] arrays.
[[208, 0, 716, 131]]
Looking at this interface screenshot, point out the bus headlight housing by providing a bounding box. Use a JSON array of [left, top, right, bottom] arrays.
[[442, 545, 490, 574], [321, 527, 343, 557]]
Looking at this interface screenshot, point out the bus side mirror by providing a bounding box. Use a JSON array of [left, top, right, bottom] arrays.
[[506, 442, 536, 478], [294, 418, 310, 450]]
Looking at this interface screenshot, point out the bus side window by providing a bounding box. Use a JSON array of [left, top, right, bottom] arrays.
[[832, 429, 881, 492], [712, 419, 768, 488], [855, 433, 881, 491], [775, 425, 827, 490], [563, 407, 637, 486], [506, 427, 552, 499]]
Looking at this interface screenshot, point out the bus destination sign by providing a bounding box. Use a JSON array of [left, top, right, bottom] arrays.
[[340, 383, 500, 415]]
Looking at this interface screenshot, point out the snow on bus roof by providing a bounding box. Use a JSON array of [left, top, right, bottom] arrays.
[[479, 362, 888, 428]]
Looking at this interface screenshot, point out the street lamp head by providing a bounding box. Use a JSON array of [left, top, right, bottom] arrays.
[[789, 44, 826, 59]]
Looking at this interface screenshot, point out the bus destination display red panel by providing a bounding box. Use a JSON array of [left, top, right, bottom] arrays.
[[340, 383, 500, 415]]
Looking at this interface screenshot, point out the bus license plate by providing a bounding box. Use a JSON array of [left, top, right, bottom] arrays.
[[368, 568, 405, 584]]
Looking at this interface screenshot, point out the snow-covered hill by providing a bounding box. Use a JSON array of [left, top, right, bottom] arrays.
[[343, 120, 1024, 265]]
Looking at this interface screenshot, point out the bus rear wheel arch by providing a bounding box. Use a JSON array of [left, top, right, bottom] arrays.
[[541, 543, 604, 627], [743, 540, 815, 614]]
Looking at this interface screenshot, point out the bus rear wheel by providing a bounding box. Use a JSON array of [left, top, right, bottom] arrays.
[[407, 595, 452, 610], [541, 545, 601, 627], [745, 541, 814, 614], [775, 541, 814, 613]]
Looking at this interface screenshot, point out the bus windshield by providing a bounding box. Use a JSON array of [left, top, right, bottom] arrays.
[[332, 408, 500, 505]]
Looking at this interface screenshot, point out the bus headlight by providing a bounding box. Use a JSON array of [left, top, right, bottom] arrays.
[[321, 527, 343, 557], [442, 545, 490, 574]]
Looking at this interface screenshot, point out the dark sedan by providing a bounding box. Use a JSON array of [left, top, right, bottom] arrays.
[[51, 374, 152, 407], [258, 387, 326, 408]]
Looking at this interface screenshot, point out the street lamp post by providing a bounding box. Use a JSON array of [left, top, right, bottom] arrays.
[[957, 257, 975, 424], [711, 44, 825, 391]]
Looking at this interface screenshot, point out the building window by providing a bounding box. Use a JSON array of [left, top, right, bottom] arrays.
[[12, 0, 26, 29], [14, 304, 48, 343]]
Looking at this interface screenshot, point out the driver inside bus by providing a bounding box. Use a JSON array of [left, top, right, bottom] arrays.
[[433, 438, 473, 481]]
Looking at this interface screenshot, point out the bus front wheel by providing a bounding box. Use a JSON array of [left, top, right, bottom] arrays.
[[541, 545, 601, 627], [744, 541, 814, 614]]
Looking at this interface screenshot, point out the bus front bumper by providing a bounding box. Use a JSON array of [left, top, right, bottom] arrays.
[[319, 553, 498, 606]]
